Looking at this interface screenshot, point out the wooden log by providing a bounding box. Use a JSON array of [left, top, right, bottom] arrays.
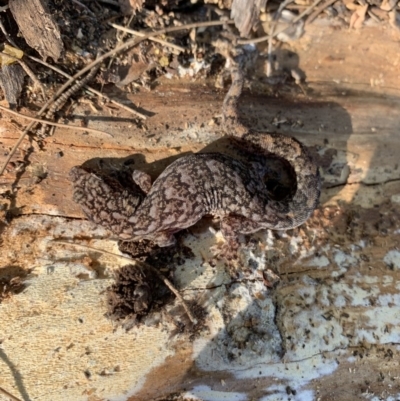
[[1, 24, 400, 401]]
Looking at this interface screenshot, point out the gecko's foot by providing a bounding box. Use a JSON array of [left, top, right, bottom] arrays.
[[210, 239, 240, 269], [153, 232, 177, 248], [118, 239, 159, 258]]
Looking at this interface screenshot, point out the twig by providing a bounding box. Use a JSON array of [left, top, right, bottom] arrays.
[[267, 0, 294, 77], [27, 55, 147, 119], [0, 18, 234, 177], [0, 17, 18, 48], [293, 0, 325, 23], [0, 104, 111, 136], [96, 0, 119, 6], [306, 0, 338, 24], [52, 240, 198, 324], [106, 14, 135, 77], [18, 59, 47, 98], [0, 386, 22, 401], [110, 23, 186, 52], [71, 0, 97, 18]]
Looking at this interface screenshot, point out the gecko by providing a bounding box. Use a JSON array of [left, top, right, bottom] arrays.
[[70, 52, 321, 250]]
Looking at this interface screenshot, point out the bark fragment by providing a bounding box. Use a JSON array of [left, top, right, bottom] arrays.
[[231, 0, 268, 37], [0, 64, 25, 107], [9, 0, 64, 61]]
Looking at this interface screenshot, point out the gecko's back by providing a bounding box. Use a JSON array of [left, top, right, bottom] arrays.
[[121, 152, 272, 245]]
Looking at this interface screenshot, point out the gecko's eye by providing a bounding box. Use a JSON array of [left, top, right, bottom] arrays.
[[264, 177, 291, 201]]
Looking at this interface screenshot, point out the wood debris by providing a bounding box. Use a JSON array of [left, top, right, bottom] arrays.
[[9, 0, 63, 60], [0, 64, 25, 107], [231, 0, 268, 37]]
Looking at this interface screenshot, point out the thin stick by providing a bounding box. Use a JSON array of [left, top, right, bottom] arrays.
[[27, 55, 147, 119], [305, 0, 337, 24], [0, 386, 22, 401], [267, 0, 294, 77], [18, 59, 46, 98], [52, 240, 198, 324], [0, 104, 111, 136], [96, 0, 119, 6], [71, 0, 97, 18], [293, 0, 325, 23], [110, 23, 186, 52], [0, 19, 233, 177], [0, 17, 18, 48]]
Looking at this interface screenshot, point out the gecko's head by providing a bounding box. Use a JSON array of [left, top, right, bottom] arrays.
[[261, 156, 297, 202]]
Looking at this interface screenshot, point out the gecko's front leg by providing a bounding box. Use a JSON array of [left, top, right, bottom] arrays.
[[216, 215, 264, 261]]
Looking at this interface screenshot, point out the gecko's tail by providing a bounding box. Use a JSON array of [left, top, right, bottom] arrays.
[[70, 166, 145, 236], [222, 60, 248, 138], [222, 54, 320, 230]]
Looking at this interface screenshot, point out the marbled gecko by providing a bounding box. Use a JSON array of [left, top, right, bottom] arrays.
[[70, 54, 320, 249]]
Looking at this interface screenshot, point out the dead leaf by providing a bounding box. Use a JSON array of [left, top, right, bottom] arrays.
[[380, 0, 397, 12], [0, 44, 24, 67], [343, 0, 358, 11], [389, 9, 400, 30], [349, 4, 368, 30], [118, 0, 145, 15]]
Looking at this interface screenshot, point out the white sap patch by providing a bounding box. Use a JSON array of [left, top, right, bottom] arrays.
[[383, 250, 400, 269], [382, 275, 394, 285], [306, 255, 330, 268], [178, 59, 209, 77], [377, 293, 400, 307], [334, 294, 347, 307], [391, 194, 400, 204], [193, 286, 282, 370], [183, 385, 247, 401], [260, 389, 314, 401], [333, 250, 357, 268], [364, 395, 400, 401], [236, 354, 337, 391], [354, 307, 400, 344], [289, 235, 303, 253]]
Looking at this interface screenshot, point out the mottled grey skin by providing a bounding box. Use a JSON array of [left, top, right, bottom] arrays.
[[70, 166, 147, 235], [70, 54, 320, 248]]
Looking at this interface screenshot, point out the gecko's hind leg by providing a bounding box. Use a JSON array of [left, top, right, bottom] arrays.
[[216, 215, 263, 262]]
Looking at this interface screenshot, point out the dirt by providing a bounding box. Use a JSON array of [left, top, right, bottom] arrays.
[[106, 263, 171, 326], [0, 265, 27, 303]]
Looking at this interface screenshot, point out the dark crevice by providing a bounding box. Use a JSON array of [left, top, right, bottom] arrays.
[[325, 176, 400, 190]]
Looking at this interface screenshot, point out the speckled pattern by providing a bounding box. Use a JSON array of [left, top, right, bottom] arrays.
[[70, 54, 321, 248]]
